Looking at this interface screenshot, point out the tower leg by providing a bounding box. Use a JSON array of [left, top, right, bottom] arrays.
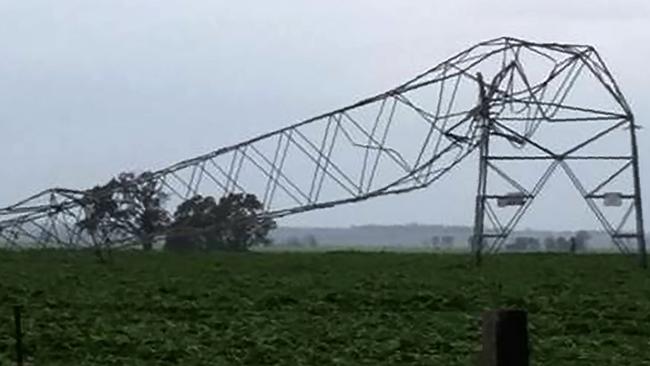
[[472, 121, 490, 266], [629, 119, 647, 269]]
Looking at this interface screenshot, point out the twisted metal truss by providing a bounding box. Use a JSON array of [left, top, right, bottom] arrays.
[[0, 37, 646, 264]]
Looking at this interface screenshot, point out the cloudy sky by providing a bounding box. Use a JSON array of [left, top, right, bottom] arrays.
[[1, 1, 649, 231]]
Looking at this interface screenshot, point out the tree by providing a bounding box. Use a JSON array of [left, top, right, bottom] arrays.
[[528, 237, 541, 251], [285, 236, 303, 248], [574, 230, 591, 252], [432, 236, 441, 249], [305, 235, 318, 248], [284, 235, 317, 248], [76, 171, 171, 253], [555, 236, 571, 252], [544, 236, 556, 252], [165, 195, 218, 252], [166, 193, 276, 252], [441, 236, 455, 248], [570, 237, 577, 254], [77, 183, 122, 261], [506, 237, 528, 252], [111, 172, 171, 251]]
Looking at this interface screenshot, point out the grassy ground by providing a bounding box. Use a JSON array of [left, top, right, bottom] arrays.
[[1, 251, 649, 365]]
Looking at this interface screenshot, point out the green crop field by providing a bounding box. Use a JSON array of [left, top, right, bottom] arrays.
[[1, 251, 649, 365]]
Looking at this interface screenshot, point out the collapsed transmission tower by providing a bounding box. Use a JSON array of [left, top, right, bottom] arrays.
[[0, 37, 646, 266]]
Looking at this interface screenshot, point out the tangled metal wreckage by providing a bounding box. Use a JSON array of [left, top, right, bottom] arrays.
[[0, 37, 646, 266]]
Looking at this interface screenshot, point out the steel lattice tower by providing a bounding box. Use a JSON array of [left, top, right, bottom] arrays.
[[0, 37, 646, 266]]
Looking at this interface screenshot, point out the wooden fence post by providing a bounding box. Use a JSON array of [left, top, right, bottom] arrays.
[[479, 309, 529, 366], [14, 305, 24, 366]]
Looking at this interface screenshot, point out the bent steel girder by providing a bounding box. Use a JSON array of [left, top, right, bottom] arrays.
[[0, 37, 645, 262]]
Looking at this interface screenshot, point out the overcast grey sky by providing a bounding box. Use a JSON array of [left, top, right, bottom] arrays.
[[1, 1, 649, 230]]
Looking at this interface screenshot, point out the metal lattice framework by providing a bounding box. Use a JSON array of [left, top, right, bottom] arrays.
[[0, 37, 646, 265]]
